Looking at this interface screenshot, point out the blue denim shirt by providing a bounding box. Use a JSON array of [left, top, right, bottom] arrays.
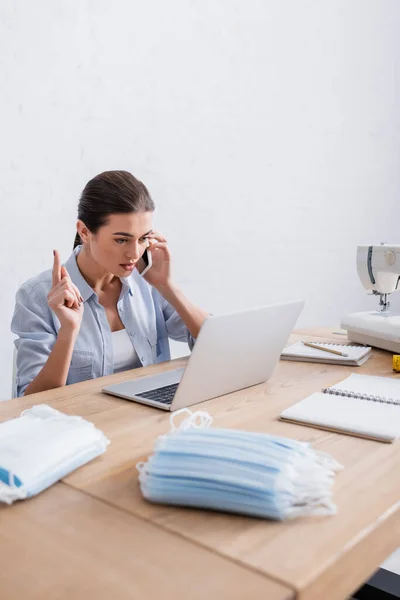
[[11, 246, 194, 397]]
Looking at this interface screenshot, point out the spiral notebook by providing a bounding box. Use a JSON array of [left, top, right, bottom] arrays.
[[280, 374, 400, 442], [281, 341, 371, 366]]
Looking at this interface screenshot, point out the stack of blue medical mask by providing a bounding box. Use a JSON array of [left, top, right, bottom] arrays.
[[138, 409, 342, 520], [0, 404, 109, 505]]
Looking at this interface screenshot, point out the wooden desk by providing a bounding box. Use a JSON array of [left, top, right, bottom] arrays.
[[0, 483, 288, 600], [1, 328, 399, 600]]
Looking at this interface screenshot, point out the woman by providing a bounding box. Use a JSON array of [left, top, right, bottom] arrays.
[[11, 170, 208, 397]]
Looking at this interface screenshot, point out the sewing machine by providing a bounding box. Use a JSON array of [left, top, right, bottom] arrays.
[[341, 244, 400, 353]]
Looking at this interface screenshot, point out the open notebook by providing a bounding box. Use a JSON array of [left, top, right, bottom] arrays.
[[280, 374, 400, 442], [281, 341, 371, 366]]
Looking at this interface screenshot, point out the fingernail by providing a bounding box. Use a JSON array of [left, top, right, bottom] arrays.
[[53, 250, 55, 256]]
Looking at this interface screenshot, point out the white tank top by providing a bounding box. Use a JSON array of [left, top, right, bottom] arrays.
[[112, 329, 141, 373]]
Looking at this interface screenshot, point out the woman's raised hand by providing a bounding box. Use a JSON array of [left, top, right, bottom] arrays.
[[47, 250, 84, 332]]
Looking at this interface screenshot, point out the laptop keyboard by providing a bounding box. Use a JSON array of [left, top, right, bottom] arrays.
[[137, 383, 179, 405]]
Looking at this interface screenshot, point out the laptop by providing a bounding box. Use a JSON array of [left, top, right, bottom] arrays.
[[102, 299, 304, 411]]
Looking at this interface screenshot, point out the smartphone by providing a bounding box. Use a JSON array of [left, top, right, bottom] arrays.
[[138, 248, 152, 276]]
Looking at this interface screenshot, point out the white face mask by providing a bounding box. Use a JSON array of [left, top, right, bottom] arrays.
[[137, 408, 343, 520], [0, 404, 109, 504]]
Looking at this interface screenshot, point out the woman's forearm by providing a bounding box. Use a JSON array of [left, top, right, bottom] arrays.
[[24, 327, 78, 396], [156, 283, 209, 338]]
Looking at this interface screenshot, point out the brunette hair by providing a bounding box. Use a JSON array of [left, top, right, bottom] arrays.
[[73, 170, 155, 249]]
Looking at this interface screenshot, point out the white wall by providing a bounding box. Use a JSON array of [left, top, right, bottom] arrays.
[[1, 0, 400, 399]]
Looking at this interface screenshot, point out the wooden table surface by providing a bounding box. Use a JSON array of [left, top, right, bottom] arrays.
[[1, 328, 399, 600]]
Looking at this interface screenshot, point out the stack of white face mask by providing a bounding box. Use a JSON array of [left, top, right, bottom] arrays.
[[138, 409, 343, 520], [0, 404, 109, 505]]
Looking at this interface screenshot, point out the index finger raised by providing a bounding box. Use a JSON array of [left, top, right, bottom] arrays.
[[52, 249, 62, 287]]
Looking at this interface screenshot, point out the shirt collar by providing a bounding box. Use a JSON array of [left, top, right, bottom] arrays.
[[120, 276, 134, 299], [64, 246, 134, 302]]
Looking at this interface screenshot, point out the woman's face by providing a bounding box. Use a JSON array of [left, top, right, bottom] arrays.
[[80, 211, 154, 277]]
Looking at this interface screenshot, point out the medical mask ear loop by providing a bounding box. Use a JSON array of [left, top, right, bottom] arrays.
[[136, 461, 147, 486], [274, 450, 341, 518], [169, 408, 213, 432], [136, 410, 213, 475]]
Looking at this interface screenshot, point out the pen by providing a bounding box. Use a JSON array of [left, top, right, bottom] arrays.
[[303, 342, 349, 357]]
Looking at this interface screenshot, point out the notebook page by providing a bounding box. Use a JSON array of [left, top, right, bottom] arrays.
[[282, 342, 370, 361], [280, 392, 399, 441], [329, 374, 400, 402]]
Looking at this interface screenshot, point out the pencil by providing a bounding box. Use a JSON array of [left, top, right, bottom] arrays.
[[303, 341, 349, 357]]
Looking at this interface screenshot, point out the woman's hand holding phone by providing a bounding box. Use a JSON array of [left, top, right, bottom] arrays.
[[138, 232, 172, 290], [47, 250, 84, 333]]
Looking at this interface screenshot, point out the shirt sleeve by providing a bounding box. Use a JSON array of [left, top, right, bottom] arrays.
[[152, 288, 195, 350], [11, 282, 56, 397]]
